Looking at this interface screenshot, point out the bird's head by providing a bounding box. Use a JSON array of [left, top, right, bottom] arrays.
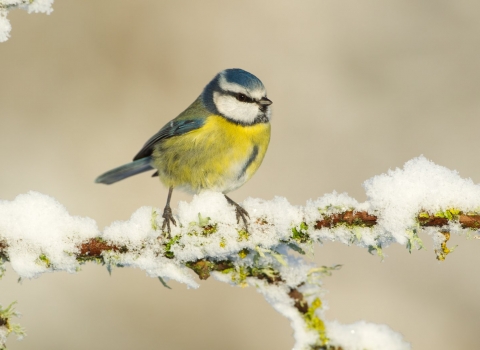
[[202, 68, 272, 125]]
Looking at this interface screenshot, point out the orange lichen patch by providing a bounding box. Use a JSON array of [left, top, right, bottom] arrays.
[[435, 231, 453, 261], [418, 212, 480, 229], [315, 211, 377, 229], [312, 210, 480, 230], [79, 239, 119, 258], [459, 214, 480, 229]]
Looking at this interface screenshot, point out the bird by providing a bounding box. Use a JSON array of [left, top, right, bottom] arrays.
[[95, 68, 272, 233]]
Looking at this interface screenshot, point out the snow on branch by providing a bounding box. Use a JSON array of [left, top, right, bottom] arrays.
[[0, 0, 53, 42], [1, 156, 479, 350]]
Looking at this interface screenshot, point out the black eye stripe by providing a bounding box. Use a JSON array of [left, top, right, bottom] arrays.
[[237, 93, 253, 103], [222, 90, 255, 103]]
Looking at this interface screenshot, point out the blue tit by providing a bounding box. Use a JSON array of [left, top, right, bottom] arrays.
[[96, 68, 272, 233]]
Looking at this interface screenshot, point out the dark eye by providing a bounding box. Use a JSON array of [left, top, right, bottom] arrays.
[[236, 93, 247, 102]]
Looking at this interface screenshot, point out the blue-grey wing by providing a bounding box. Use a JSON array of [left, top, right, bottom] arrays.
[[133, 118, 205, 160]]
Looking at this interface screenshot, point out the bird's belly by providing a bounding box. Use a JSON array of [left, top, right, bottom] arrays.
[[152, 115, 270, 194]]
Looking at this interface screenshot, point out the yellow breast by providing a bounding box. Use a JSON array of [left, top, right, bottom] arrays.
[[152, 115, 271, 193]]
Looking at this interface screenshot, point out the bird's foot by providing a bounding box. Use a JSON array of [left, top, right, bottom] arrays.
[[162, 205, 177, 237], [235, 205, 250, 230], [225, 195, 250, 230]]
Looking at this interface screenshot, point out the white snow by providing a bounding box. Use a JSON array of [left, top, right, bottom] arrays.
[[365, 156, 480, 245], [0, 192, 98, 278], [0, 9, 11, 42], [254, 281, 320, 350], [326, 320, 411, 350], [24, 0, 54, 14], [103, 206, 160, 249], [1, 156, 478, 349]]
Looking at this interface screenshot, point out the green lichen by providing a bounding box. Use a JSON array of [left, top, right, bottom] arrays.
[[292, 222, 310, 243], [164, 235, 180, 259], [254, 246, 287, 266], [368, 244, 384, 259], [345, 227, 365, 245], [237, 229, 250, 242], [238, 248, 249, 259], [418, 211, 430, 219], [231, 266, 249, 286], [307, 265, 342, 286], [221, 267, 234, 275], [353, 229, 363, 242], [224, 264, 280, 286], [188, 214, 218, 236], [406, 229, 425, 253], [199, 214, 218, 235], [308, 265, 342, 277], [257, 266, 278, 280], [197, 213, 210, 227], [77, 255, 104, 265], [0, 302, 26, 347], [271, 251, 287, 266], [434, 208, 461, 220], [303, 298, 328, 346], [37, 254, 51, 268], [151, 209, 159, 231], [102, 253, 123, 275], [350, 217, 367, 227]]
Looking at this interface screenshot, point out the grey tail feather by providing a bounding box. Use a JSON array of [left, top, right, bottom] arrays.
[[95, 157, 154, 185]]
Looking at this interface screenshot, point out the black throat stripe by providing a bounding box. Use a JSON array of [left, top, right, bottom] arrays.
[[238, 145, 259, 180]]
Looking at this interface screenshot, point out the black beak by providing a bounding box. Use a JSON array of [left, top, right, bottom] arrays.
[[258, 97, 273, 106]]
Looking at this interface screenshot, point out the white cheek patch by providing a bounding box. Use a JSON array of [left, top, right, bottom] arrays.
[[213, 92, 259, 124]]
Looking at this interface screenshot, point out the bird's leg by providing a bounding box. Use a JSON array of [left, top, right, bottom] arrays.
[[162, 186, 177, 236], [224, 195, 250, 230]]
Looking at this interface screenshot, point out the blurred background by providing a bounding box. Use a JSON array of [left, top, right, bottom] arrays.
[[1, 1, 480, 349]]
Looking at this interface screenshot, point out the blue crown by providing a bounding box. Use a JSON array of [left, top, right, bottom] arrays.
[[222, 68, 264, 91]]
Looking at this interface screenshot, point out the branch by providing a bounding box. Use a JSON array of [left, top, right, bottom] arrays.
[[1, 156, 479, 349], [314, 210, 480, 229], [71, 210, 480, 264]]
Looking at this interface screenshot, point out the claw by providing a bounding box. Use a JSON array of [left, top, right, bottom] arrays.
[[161, 204, 177, 236], [161, 186, 177, 237], [225, 195, 250, 230]]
